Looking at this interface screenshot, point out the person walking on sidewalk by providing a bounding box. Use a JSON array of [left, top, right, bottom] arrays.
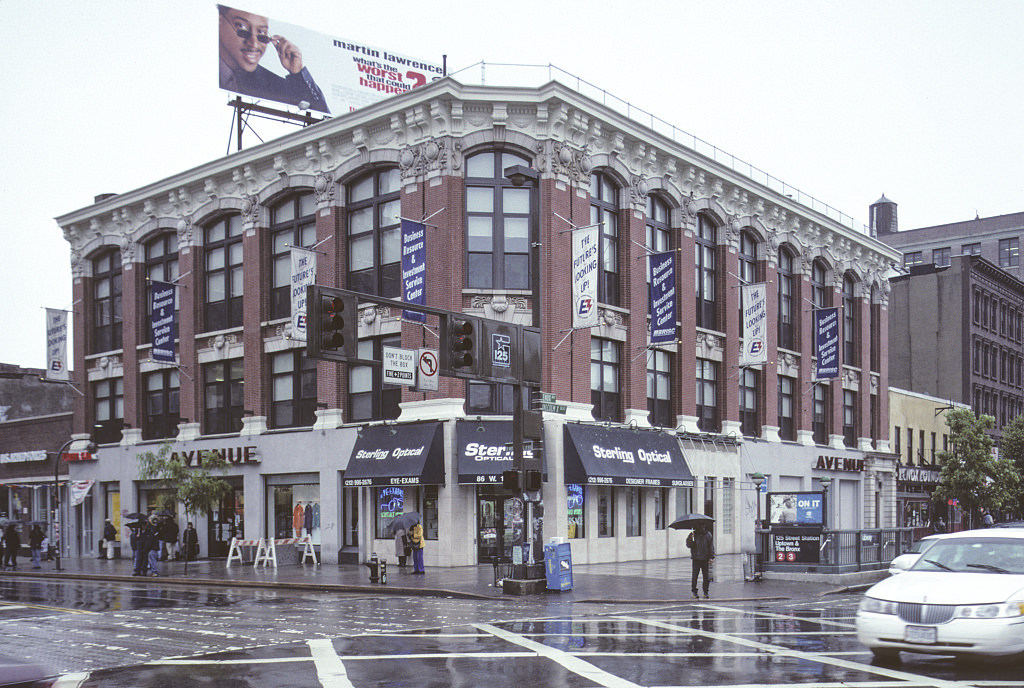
[[408, 521, 425, 574], [686, 522, 715, 599], [393, 526, 408, 568], [159, 516, 179, 561], [102, 520, 117, 559], [183, 522, 199, 561], [29, 525, 45, 569], [3, 524, 20, 570]]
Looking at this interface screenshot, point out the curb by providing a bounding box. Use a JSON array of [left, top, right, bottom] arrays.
[[0, 570, 502, 601]]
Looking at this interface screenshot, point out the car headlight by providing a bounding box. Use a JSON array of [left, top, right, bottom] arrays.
[[956, 601, 1024, 619], [859, 597, 898, 615]]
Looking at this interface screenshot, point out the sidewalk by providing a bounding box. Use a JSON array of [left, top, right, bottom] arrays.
[[0, 553, 867, 602]]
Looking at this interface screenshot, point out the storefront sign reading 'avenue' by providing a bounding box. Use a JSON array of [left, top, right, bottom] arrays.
[[815, 455, 865, 472], [170, 446, 259, 465]]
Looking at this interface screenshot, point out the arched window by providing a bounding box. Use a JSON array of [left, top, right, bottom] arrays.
[[738, 230, 759, 331], [204, 214, 244, 331], [843, 273, 858, 365], [694, 215, 717, 329], [590, 172, 620, 305], [466, 151, 533, 289], [646, 195, 671, 311], [812, 259, 831, 309], [92, 249, 122, 353], [777, 247, 795, 351], [271, 192, 318, 319], [144, 233, 179, 345], [347, 168, 401, 297]]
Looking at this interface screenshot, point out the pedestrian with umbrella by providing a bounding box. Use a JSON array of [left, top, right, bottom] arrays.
[[672, 513, 715, 599], [387, 512, 421, 569], [29, 524, 45, 569]]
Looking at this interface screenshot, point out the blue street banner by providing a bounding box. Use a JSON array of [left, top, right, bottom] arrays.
[[648, 252, 676, 344], [290, 247, 317, 341], [814, 306, 839, 380], [740, 283, 768, 366], [45, 308, 69, 381], [401, 219, 426, 322], [150, 281, 177, 363]]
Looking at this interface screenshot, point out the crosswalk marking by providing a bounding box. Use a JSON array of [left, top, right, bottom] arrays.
[[308, 639, 354, 688], [475, 622, 643, 688]]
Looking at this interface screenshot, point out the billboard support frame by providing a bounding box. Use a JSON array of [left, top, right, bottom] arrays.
[[228, 97, 326, 152]]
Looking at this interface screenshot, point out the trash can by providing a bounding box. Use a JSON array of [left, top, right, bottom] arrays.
[[543, 541, 573, 591], [742, 551, 762, 581]]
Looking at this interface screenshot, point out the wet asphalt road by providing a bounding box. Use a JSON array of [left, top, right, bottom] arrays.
[[2, 578, 1024, 687]]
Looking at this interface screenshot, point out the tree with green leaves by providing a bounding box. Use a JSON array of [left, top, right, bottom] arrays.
[[137, 441, 231, 573], [996, 414, 1024, 518], [933, 409, 1019, 528]]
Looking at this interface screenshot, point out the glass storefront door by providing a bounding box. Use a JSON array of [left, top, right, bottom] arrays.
[[477, 487, 522, 563], [208, 478, 244, 558]]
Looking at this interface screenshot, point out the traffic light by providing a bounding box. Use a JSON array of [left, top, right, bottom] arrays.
[[306, 286, 359, 362], [502, 470, 520, 491], [524, 470, 542, 491], [450, 318, 474, 367], [441, 313, 481, 377]]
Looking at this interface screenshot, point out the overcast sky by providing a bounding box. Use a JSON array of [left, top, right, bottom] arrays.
[[2, 0, 1021, 370]]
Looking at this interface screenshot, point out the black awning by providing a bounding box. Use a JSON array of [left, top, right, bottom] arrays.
[[343, 422, 444, 487], [455, 420, 545, 484], [563, 423, 695, 487]]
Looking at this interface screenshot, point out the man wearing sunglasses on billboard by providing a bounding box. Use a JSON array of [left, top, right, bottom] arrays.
[[218, 5, 330, 113]]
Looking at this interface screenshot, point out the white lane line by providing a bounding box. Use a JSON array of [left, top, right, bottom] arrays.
[[51, 673, 90, 688], [616, 615, 967, 688], [475, 623, 642, 688], [308, 638, 354, 688]]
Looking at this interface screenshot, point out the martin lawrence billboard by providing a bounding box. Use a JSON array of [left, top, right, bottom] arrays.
[[217, 4, 443, 115]]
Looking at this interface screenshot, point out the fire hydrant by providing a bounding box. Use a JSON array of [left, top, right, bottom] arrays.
[[364, 553, 387, 583]]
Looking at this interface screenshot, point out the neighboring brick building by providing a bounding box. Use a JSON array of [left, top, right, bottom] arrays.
[[54, 76, 900, 565], [0, 364, 73, 548], [872, 195, 1024, 281], [888, 255, 1024, 440]]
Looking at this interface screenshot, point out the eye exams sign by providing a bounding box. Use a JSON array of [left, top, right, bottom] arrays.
[[217, 4, 443, 115]]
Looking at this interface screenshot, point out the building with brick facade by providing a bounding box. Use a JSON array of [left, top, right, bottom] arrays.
[[0, 364, 73, 553], [888, 255, 1024, 442], [55, 77, 900, 566]]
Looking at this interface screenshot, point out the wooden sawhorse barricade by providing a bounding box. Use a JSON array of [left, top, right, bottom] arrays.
[[226, 536, 318, 568]]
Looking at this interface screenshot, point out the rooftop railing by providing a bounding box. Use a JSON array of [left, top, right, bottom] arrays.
[[448, 61, 867, 234]]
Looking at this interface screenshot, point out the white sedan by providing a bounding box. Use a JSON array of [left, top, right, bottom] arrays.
[[857, 528, 1024, 661], [887, 531, 958, 575]]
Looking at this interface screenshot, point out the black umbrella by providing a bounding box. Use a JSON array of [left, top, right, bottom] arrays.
[[125, 512, 147, 520], [669, 513, 714, 530], [155, 510, 173, 517], [386, 512, 421, 535], [124, 520, 145, 530]]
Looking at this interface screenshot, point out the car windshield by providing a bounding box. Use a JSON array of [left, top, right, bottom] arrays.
[[911, 537, 1024, 574], [909, 538, 935, 553]]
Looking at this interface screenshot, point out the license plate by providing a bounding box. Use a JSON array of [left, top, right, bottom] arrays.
[[904, 625, 937, 644]]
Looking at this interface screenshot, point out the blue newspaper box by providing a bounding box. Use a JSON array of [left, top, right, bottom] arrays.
[[544, 542, 573, 591]]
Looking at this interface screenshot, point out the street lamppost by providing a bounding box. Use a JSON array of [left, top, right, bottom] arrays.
[[751, 472, 765, 530], [52, 437, 96, 571], [817, 475, 833, 529], [504, 164, 540, 566]]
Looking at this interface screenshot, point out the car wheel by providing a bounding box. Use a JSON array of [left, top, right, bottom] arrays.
[[870, 647, 901, 663]]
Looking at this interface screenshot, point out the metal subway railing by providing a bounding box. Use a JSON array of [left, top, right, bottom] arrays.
[[446, 61, 866, 234], [756, 527, 915, 573]]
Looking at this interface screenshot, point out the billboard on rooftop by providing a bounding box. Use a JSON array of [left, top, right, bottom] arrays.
[[217, 4, 443, 115]]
